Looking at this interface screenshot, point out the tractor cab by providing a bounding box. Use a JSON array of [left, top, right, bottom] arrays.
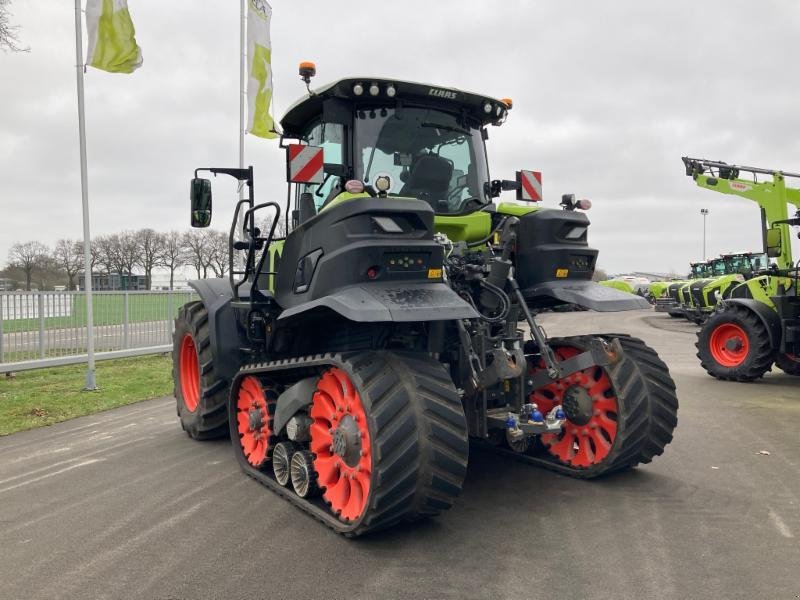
[[280, 77, 508, 218]]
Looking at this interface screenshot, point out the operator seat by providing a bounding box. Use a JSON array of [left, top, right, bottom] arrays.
[[399, 155, 453, 209]]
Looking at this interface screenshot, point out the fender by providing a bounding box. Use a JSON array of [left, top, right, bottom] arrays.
[[277, 282, 479, 322], [522, 280, 651, 312], [188, 278, 247, 382], [719, 298, 782, 350]]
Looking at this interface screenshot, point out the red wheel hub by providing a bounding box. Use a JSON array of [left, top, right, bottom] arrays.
[[709, 323, 750, 367], [179, 334, 199, 413], [530, 346, 618, 468], [309, 368, 371, 522], [236, 376, 274, 468]]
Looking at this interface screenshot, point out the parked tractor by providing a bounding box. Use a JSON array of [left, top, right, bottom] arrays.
[[171, 71, 679, 536], [683, 158, 800, 380]]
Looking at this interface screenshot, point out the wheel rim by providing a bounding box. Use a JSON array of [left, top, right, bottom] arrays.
[[179, 334, 200, 413], [236, 376, 273, 468], [530, 346, 618, 468], [309, 368, 371, 522], [709, 323, 750, 367]]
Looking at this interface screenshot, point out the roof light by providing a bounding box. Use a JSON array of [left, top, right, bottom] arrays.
[[501, 97, 513, 109], [369, 83, 380, 96], [375, 175, 392, 193], [386, 84, 396, 98], [298, 61, 316, 84], [576, 199, 592, 210], [353, 82, 364, 96], [483, 101, 493, 114], [495, 105, 503, 117]]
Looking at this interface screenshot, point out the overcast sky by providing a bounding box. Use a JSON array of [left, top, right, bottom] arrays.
[[2, 0, 799, 275]]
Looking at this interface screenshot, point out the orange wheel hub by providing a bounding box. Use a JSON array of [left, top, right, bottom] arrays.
[[709, 323, 749, 367], [179, 334, 200, 413], [236, 376, 274, 468], [309, 368, 371, 522], [530, 346, 618, 468]]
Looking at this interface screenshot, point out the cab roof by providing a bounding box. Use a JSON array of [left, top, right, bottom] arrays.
[[280, 77, 509, 137]]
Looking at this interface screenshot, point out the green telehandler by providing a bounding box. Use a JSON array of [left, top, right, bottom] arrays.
[[168, 69, 680, 536], [682, 157, 800, 380]]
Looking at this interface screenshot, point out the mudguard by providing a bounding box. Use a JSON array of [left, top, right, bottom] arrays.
[[188, 278, 247, 382], [719, 298, 782, 350], [277, 282, 479, 322], [522, 280, 651, 312]]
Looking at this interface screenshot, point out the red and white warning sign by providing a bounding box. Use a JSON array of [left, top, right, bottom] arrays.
[[287, 144, 324, 184], [516, 170, 542, 202]]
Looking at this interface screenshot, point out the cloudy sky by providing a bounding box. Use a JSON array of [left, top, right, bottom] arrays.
[[2, 0, 799, 275]]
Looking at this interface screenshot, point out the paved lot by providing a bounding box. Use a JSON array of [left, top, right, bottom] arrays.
[[1, 310, 798, 600]]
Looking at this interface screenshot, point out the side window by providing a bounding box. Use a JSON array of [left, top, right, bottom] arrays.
[[299, 121, 344, 210]]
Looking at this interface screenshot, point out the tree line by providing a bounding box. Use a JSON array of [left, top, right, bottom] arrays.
[[3, 229, 231, 291]]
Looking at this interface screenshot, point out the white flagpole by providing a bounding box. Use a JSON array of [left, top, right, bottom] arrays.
[[238, 0, 246, 233], [73, 0, 97, 390]]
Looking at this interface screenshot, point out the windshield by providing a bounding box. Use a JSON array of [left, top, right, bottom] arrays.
[[354, 107, 489, 214], [712, 259, 727, 276]]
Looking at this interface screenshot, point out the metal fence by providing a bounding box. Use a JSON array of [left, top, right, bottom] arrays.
[[0, 290, 197, 373]]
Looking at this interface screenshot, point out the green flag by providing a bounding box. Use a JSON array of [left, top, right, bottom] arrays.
[[247, 0, 277, 139], [85, 0, 142, 74]]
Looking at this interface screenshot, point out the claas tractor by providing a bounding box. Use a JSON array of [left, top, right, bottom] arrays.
[[170, 71, 679, 536], [683, 157, 800, 380], [654, 260, 710, 317]]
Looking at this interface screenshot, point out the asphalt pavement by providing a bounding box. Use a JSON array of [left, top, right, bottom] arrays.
[[1, 310, 798, 600]]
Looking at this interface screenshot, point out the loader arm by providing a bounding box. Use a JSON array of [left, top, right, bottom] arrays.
[[683, 157, 800, 269]]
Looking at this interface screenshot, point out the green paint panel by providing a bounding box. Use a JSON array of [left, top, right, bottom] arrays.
[[495, 202, 541, 217], [434, 211, 492, 243]]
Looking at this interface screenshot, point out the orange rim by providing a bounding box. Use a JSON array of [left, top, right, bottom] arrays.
[[709, 323, 750, 367], [236, 376, 274, 468], [530, 346, 618, 468], [309, 368, 371, 522], [179, 334, 200, 412]]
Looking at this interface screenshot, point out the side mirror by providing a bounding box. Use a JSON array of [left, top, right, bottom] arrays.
[[765, 227, 782, 258], [190, 178, 212, 228]]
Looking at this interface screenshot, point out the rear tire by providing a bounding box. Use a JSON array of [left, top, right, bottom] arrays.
[[775, 352, 800, 376], [172, 301, 229, 439], [696, 304, 775, 381]]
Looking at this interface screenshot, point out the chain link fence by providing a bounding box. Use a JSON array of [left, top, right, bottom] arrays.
[[0, 290, 197, 373]]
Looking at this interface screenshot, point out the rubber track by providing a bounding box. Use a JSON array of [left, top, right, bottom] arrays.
[[173, 301, 229, 439], [229, 351, 468, 537], [488, 334, 678, 478], [696, 304, 775, 381]]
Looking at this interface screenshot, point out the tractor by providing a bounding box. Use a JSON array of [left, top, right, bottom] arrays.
[[171, 69, 679, 536], [654, 260, 710, 316], [682, 158, 800, 380]]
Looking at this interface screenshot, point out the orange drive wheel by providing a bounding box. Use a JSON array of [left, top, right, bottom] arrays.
[[179, 334, 200, 413], [235, 376, 275, 469], [530, 346, 619, 468], [309, 368, 372, 523], [708, 323, 750, 367]]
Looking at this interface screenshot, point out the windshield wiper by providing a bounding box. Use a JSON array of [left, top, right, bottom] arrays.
[[421, 122, 470, 135]]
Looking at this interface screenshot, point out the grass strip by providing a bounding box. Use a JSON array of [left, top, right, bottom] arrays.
[[0, 354, 173, 436]]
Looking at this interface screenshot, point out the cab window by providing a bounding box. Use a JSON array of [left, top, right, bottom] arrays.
[[297, 121, 344, 210]]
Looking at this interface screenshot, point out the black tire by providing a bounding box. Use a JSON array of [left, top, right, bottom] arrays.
[[172, 301, 229, 439], [530, 335, 679, 478], [312, 352, 469, 535], [775, 352, 800, 376], [696, 304, 775, 382]]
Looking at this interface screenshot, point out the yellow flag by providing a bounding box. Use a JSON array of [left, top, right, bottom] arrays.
[[85, 0, 143, 74], [247, 0, 277, 139]]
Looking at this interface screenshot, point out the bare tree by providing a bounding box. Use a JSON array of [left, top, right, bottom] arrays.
[[93, 236, 116, 280], [182, 230, 214, 279], [8, 241, 48, 290], [208, 231, 230, 278], [159, 230, 186, 290], [0, 0, 27, 52], [137, 228, 165, 290], [52, 239, 83, 290], [108, 231, 141, 289]]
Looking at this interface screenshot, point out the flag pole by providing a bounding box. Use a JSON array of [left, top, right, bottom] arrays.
[[73, 0, 97, 390], [238, 0, 246, 233]]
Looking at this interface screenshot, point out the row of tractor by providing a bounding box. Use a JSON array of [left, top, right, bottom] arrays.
[[655, 158, 800, 381]]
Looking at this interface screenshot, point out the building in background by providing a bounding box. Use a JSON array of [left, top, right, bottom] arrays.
[[149, 268, 192, 291], [0, 278, 16, 291], [77, 272, 148, 291]]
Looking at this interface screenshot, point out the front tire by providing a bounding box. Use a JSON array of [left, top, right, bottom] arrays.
[[172, 301, 229, 439], [696, 304, 775, 381]]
